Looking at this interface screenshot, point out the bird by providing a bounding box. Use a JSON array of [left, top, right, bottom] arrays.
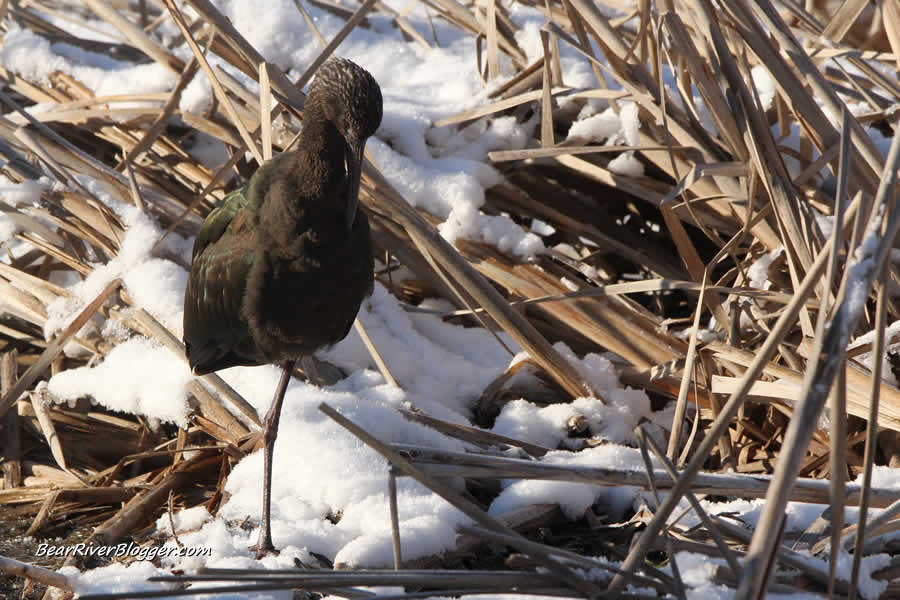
[[182, 57, 382, 558]]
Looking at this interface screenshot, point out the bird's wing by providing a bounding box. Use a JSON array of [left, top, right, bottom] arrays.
[[183, 187, 260, 374], [190, 187, 248, 260]]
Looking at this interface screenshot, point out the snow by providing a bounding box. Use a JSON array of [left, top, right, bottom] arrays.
[[730, 246, 785, 330], [0, 0, 896, 598], [489, 445, 646, 519], [48, 336, 193, 425], [671, 497, 824, 533], [746, 248, 782, 291], [867, 465, 900, 490], [0, 25, 176, 99], [155, 505, 213, 534], [530, 218, 556, 237], [848, 320, 900, 385], [42, 177, 192, 339], [494, 345, 651, 447], [672, 552, 824, 600], [567, 101, 645, 176], [62, 562, 172, 599], [568, 109, 622, 142], [750, 66, 776, 111]]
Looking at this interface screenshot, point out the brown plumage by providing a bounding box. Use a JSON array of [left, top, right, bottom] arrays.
[[182, 57, 382, 558]]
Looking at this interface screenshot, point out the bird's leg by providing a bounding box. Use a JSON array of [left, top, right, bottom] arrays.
[[253, 359, 296, 559]]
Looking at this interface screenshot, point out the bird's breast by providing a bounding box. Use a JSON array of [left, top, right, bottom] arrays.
[[241, 211, 373, 362]]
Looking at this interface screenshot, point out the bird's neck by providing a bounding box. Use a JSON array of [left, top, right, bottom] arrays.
[[252, 118, 349, 258], [298, 118, 347, 193], [263, 119, 346, 217]]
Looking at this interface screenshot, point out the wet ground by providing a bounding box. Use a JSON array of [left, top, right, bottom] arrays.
[[0, 507, 95, 599]]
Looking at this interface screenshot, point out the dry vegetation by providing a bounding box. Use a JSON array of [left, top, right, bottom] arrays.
[[0, 0, 899, 598]]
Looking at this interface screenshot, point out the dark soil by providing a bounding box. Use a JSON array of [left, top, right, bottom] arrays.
[[0, 507, 94, 599]]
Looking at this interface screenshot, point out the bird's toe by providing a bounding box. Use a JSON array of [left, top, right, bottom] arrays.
[[252, 541, 278, 559]]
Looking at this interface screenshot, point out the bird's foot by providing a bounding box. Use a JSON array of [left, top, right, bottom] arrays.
[[252, 540, 277, 560], [301, 355, 346, 387]]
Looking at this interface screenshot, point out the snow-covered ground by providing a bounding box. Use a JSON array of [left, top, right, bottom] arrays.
[[0, 0, 898, 599]]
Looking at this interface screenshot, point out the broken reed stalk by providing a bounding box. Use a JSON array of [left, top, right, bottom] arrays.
[[163, 0, 263, 166], [0, 278, 122, 420], [354, 318, 398, 387], [851, 259, 891, 597], [388, 467, 402, 569], [27, 487, 137, 537], [124, 308, 261, 428], [184, 0, 307, 109], [0, 350, 22, 489], [395, 408, 551, 456], [736, 120, 900, 600], [826, 110, 853, 598], [666, 270, 708, 462], [0, 555, 72, 592], [153, 569, 560, 587], [457, 524, 673, 594], [637, 425, 742, 577], [29, 383, 80, 482], [291, 0, 379, 90], [318, 402, 602, 597], [86, 588, 586, 600], [90, 453, 221, 548], [394, 442, 900, 507], [633, 431, 687, 598], [608, 188, 864, 594]]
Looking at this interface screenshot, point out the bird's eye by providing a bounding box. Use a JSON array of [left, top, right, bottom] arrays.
[[343, 117, 351, 132]]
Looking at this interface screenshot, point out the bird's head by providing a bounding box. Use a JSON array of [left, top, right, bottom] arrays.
[[307, 57, 383, 230]]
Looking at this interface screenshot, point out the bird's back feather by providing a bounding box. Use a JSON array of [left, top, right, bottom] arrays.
[[183, 187, 260, 375]]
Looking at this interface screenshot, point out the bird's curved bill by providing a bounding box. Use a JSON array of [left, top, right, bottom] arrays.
[[344, 137, 365, 229]]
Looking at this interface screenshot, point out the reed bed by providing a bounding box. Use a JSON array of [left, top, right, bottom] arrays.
[[0, 0, 898, 598]]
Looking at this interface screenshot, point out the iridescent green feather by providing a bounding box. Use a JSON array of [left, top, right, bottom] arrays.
[[183, 186, 260, 374], [191, 187, 251, 261]]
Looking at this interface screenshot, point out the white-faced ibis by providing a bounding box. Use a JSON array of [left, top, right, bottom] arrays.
[[183, 57, 382, 558]]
